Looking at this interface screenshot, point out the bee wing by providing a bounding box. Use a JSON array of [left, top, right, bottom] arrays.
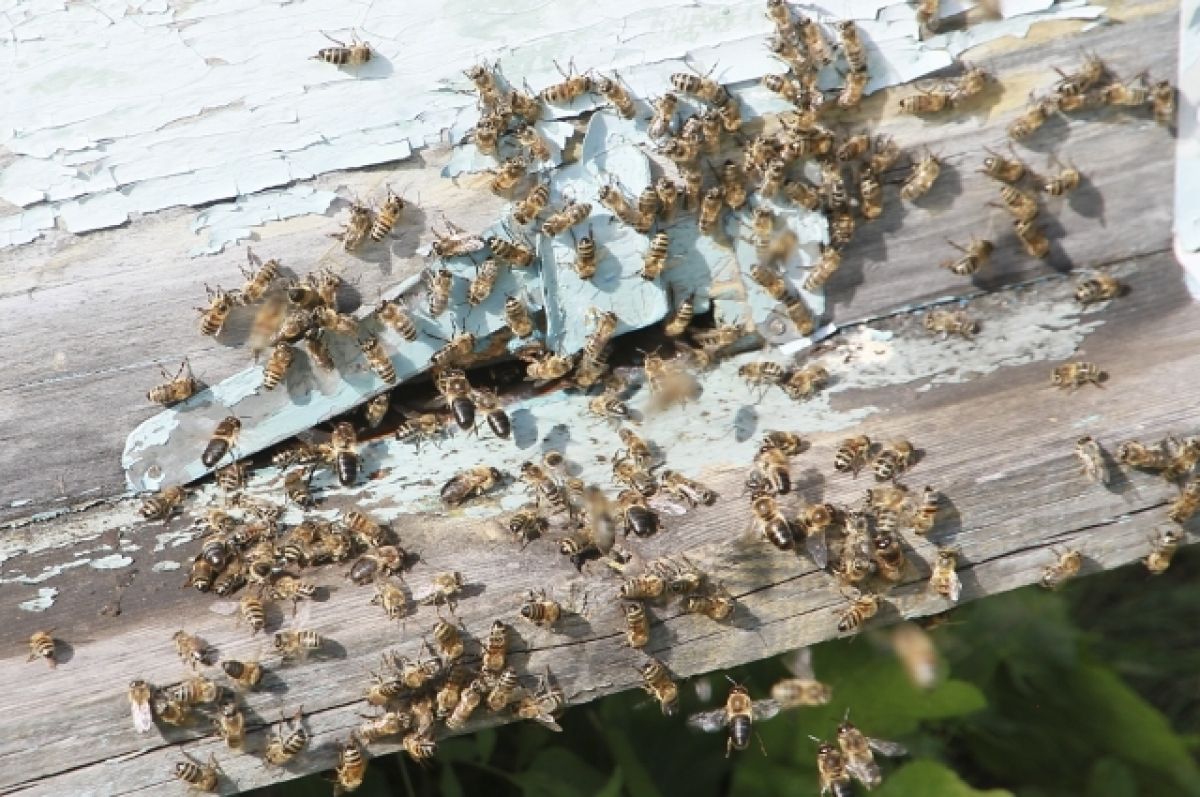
[[208, 600, 240, 617], [946, 570, 963, 602], [846, 759, 881, 787], [868, 737, 909, 757], [805, 528, 829, 569], [530, 711, 563, 732], [130, 698, 154, 733], [692, 676, 713, 702], [783, 646, 816, 679], [687, 708, 731, 733], [648, 496, 689, 516], [751, 698, 782, 722]]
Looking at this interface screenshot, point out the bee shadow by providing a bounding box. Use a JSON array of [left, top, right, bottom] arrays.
[[389, 203, 430, 263], [926, 492, 964, 543], [733, 405, 758, 443], [256, 668, 292, 696], [911, 158, 964, 213], [827, 190, 909, 311], [1036, 213, 1076, 275], [1066, 175, 1106, 223], [46, 639, 77, 667], [793, 467, 827, 503], [510, 407, 539, 449], [540, 422, 572, 454]]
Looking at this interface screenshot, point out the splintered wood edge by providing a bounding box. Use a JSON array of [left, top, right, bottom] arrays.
[[2, 247, 1197, 795]]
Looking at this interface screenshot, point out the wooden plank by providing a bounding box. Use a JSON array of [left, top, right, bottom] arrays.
[[0, 0, 1178, 522], [2, 245, 1196, 795]]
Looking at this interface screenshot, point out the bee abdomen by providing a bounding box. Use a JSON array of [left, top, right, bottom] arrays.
[[730, 715, 752, 750]]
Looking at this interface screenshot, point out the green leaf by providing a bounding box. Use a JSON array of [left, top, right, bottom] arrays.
[[439, 764, 465, 797], [475, 727, 498, 764], [512, 747, 607, 797], [596, 767, 625, 797], [874, 761, 1012, 797], [1086, 758, 1138, 797]]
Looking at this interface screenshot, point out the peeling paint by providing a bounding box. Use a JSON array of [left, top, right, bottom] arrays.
[[153, 529, 201, 553], [190, 186, 340, 256], [2, 0, 1103, 250], [152, 560, 182, 572], [89, 554, 134, 570], [19, 587, 59, 613], [0, 559, 90, 586]]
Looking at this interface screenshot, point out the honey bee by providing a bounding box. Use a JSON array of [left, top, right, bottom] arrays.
[[799, 247, 842, 292], [939, 237, 993, 276], [648, 93, 678, 139], [401, 731, 437, 762], [833, 435, 872, 475], [542, 200, 593, 237], [853, 167, 883, 220], [1007, 95, 1056, 140], [640, 229, 673, 279], [440, 465, 502, 506], [369, 577, 408, 621], [781, 294, 816, 336], [235, 248, 282, 303], [771, 647, 833, 708], [921, 547, 961, 602], [633, 657, 679, 716], [335, 202, 375, 252], [488, 233, 536, 267], [465, 258, 499, 307], [1054, 54, 1107, 96], [617, 601, 649, 648], [613, 454, 658, 500], [750, 492, 793, 550], [218, 659, 263, 691], [618, 488, 661, 537], [431, 617, 465, 661], [683, 582, 736, 621], [620, 572, 667, 600], [837, 717, 907, 788], [139, 485, 186, 521], [269, 572, 319, 611], [681, 164, 703, 211], [1010, 218, 1049, 259], [361, 392, 391, 429], [688, 681, 781, 757], [1040, 548, 1083, 589], [464, 62, 500, 106], [695, 187, 724, 237], [215, 698, 246, 750], [1116, 439, 1172, 471], [366, 186, 406, 243], [513, 123, 550, 163], [513, 182, 550, 227], [1074, 435, 1111, 485], [314, 30, 372, 65], [1168, 477, 1200, 524], [264, 708, 309, 767], [329, 421, 361, 486], [256, 342, 294, 391], [616, 427, 653, 470], [763, 72, 806, 105], [27, 630, 55, 668], [128, 679, 155, 733], [1074, 274, 1125, 304], [434, 368, 476, 430], [594, 73, 635, 118], [332, 736, 368, 795], [147, 358, 200, 406], [539, 59, 592, 105], [1166, 437, 1200, 482], [520, 588, 562, 628], [796, 16, 833, 65], [416, 571, 464, 611], [523, 351, 573, 382], [816, 740, 854, 797], [978, 146, 1027, 183], [662, 291, 695, 338], [1051, 361, 1105, 390], [836, 589, 880, 634], [660, 469, 717, 506], [900, 150, 941, 202], [670, 70, 729, 105], [173, 630, 210, 669], [1034, 164, 1081, 196], [198, 284, 237, 337], [1145, 527, 1183, 574], [1151, 80, 1176, 126], [173, 752, 221, 793], [358, 334, 396, 383], [473, 114, 501, 156], [948, 64, 991, 104], [923, 308, 979, 339], [782, 364, 829, 402], [274, 624, 323, 660], [898, 85, 952, 114], [836, 21, 868, 72], [236, 593, 267, 635], [358, 709, 413, 743], [873, 440, 915, 481]]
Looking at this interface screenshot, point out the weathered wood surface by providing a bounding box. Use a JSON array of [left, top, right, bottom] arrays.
[[0, 0, 1192, 793]]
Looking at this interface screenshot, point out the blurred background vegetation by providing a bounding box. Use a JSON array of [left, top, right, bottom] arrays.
[[253, 546, 1200, 797]]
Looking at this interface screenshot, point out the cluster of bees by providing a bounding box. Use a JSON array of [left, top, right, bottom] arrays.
[[27, 2, 1178, 793]]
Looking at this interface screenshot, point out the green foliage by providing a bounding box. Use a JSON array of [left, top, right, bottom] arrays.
[[259, 549, 1200, 797]]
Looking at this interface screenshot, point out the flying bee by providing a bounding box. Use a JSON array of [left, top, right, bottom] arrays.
[[1145, 527, 1183, 574], [670, 70, 728, 105], [1151, 80, 1176, 126], [466, 258, 500, 307], [486, 156, 527, 196], [140, 485, 186, 521], [1168, 477, 1200, 524], [367, 186, 406, 243], [816, 740, 854, 797], [836, 21, 868, 72], [514, 123, 551, 162], [1074, 274, 1125, 304], [834, 435, 872, 475], [147, 358, 200, 407], [513, 182, 550, 227], [924, 308, 979, 339], [638, 657, 679, 716], [335, 202, 375, 252], [836, 589, 880, 634], [938, 236, 994, 276], [542, 200, 592, 237], [1074, 435, 1110, 485], [488, 234, 536, 267], [173, 752, 221, 793], [927, 547, 962, 602], [198, 284, 236, 337], [750, 492, 793, 551], [440, 466, 502, 506], [1051, 361, 1105, 390], [688, 681, 781, 757], [900, 150, 941, 202], [520, 589, 562, 628], [1040, 548, 1083, 589], [640, 229, 673, 279], [328, 421, 360, 486], [128, 679, 155, 733], [356, 334, 396, 383], [771, 647, 833, 709], [539, 59, 592, 104], [782, 364, 829, 402], [873, 440, 915, 481], [802, 246, 843, 292], [263, 708, 309, 767], [173, 630, 210, 669], [594, 73, 635, 118], [837, 717, 908, 788], [201, 415, 242, 469], [649, 93, 678, 139], [661, 469, 717, 506]]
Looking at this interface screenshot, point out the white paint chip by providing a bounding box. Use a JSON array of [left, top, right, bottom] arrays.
[[152, 560, 182, 572], [89, 554, 134, 570], [19, 588, 59, 613], [190, 186, 340, 256]]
